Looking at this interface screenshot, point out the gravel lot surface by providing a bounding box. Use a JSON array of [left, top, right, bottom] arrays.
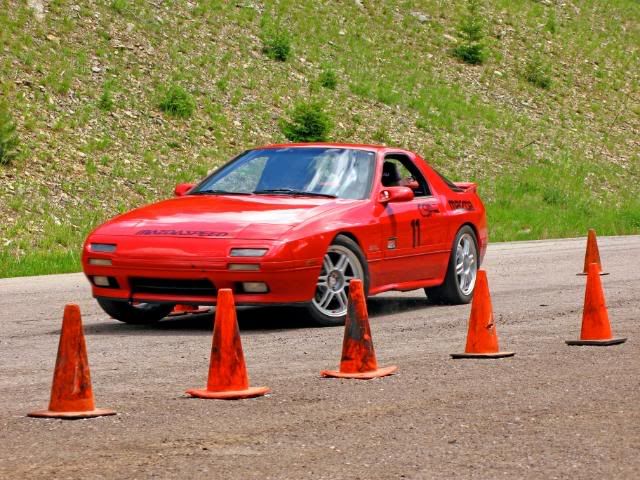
[[1, 236, 639, 479]]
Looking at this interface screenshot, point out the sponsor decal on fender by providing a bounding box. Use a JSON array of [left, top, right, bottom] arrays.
[[448, 200, 475, 211], [136, 230, 228, 237]]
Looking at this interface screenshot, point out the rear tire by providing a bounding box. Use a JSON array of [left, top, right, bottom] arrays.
[[425, 225, 478, 304], [306, 235, 369, 327], [97, 298, 174, 324]]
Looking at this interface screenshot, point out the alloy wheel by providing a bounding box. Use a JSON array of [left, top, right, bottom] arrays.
[[312, 245, 364, 318], [455, 232, 477, 296]]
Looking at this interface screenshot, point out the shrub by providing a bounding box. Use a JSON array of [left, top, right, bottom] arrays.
[[280, 102, 332, 142], [159, 85, 195, 118], [453, 43, 486, 65], [98, 83, 114, 111], [524, 55, 552, 89], [261, 17, 291, 61], [452, 0, 488, 65], [318, 69, 338, 90], [0, 102, 19, 166]]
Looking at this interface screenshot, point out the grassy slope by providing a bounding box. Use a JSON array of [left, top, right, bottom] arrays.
[[0, 0, 638, 278]]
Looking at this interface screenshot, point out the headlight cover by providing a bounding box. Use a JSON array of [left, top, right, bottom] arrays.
[[90, 243, 117, 253]]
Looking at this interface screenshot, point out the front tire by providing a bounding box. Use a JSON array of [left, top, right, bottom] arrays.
[[97, 298, 175, 324], [306, 235, 369, 326], [425, 225, 478, 304]]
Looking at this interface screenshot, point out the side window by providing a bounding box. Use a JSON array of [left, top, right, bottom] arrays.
[[381, 155, 431, 197]]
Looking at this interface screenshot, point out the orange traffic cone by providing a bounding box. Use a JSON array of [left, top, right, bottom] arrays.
[[566, 263, 626, 346], [321, 279, 397, 379], [28, 304, 116, 419], [578, 229, 608, 276], [186, 289, 270, 399], [451, 270, 515, 359]]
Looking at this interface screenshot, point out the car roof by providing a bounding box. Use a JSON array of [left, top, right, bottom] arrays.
[[254, 142, 407, 154]]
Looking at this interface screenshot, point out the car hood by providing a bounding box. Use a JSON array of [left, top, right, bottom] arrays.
[[92, 195, 356, 240]]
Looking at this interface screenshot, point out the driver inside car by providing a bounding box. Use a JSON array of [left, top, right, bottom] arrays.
[[381, 161, 419, 190]]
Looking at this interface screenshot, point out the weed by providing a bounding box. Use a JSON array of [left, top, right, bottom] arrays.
[[280, 101, 332, 142], [159, 85, 196, 118], [318, 69, 338, 90], [545, 9, 557, 34], [82, 135, 112, 154], [524, 54, 552, 89], [453, 0, 488, 65], [216, 76, 229, 93], [85, 158, 97, 175], [110, 0, 128, 15], [45, 68, 73, 95], [373, 126, 391, 145], [542, 188, 565, 206], [0, 101, 19, 166], [376, 83, 402, 106], [349, 82, 371, 98], [230, 88, 243, 106], [416, 119, 430, 131], [261, 16, 292, 61]]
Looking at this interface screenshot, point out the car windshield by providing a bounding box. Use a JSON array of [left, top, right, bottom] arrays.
[[193, 147, 376, 200]]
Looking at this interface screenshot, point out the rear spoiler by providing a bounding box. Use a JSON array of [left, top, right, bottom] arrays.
[[453, 182, 477, 193]]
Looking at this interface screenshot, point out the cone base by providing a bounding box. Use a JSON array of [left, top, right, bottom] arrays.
[[451, 351, 515, 359], [565, 338, 626, 346], [27, 407, 116, 419], [185, 386, 270, 400], [320, 365, 398, 379], [576, 272, 609, 276]]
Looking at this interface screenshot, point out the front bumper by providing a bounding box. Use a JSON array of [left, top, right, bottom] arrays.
[[84, 255, 321, 306]]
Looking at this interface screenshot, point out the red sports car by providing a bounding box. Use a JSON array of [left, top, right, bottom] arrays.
[[82, 143, 487, 326]]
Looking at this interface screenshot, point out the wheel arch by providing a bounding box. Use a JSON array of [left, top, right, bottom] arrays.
[[443, 222, 481, 270], [331, 230, 362, 248], [327, 231, 371, 295]]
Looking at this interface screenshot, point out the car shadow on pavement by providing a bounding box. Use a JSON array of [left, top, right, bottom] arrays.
[[81, 295, 439, 336], [82, 306, 315, 336], [367, 295, 435, 317]]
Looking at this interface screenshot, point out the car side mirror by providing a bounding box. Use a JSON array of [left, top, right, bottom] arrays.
[[174, 183, 195, 197], [378, 186, 414, 204]]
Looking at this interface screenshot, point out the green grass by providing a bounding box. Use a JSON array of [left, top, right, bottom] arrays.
[[0, 0, 638, 277], [487, 156, 640, 241], [0, 250, 80, 278]]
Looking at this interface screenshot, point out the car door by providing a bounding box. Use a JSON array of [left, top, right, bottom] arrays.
[[376, 153, 448, 285]]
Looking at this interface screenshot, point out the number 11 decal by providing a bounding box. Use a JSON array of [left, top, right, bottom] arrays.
[[411, 219, 421, 248]]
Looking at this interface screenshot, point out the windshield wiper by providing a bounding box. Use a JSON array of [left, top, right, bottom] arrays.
[[253, 188, 336, 198], [190, 189, 252, 195]]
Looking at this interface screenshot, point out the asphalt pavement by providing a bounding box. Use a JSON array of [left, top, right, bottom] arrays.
[[1, 236, 639, 479]]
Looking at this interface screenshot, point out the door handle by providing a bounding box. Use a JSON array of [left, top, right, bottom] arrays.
[[418, 203, 440, 217], [427, 204, 440, 213]]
